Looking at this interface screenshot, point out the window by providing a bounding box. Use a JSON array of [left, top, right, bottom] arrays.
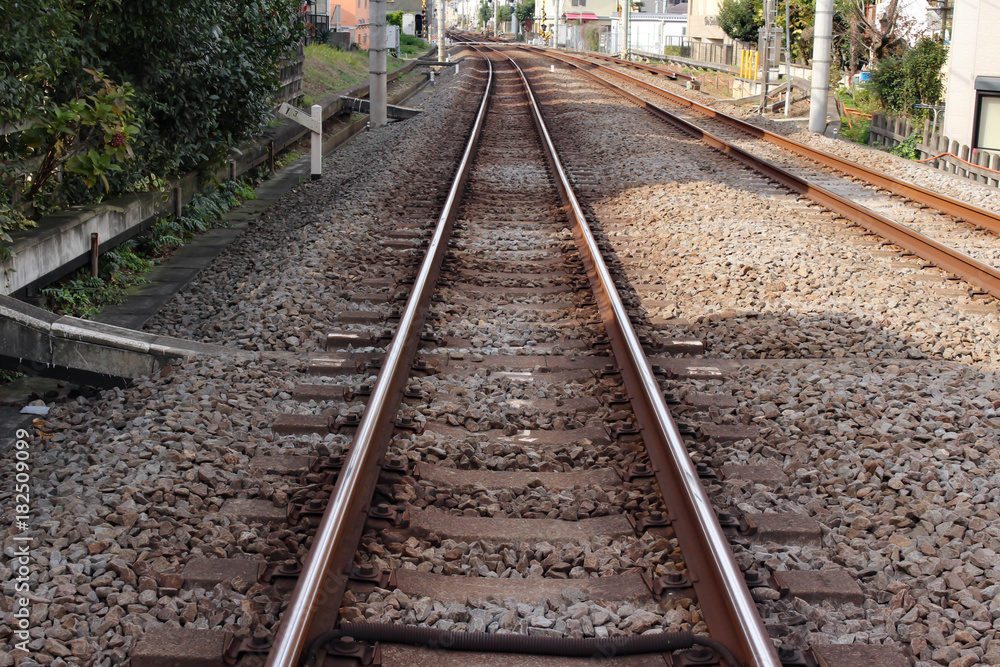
[[976, 95, 1000, 151], [974, 77, 1000, 152]]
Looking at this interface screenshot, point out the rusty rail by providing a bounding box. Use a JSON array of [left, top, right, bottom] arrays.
[[264, 53, 496, 667], [481, 43, 781, 667], [526, 47, 1000, 299], [536, 48, 1000, 236]]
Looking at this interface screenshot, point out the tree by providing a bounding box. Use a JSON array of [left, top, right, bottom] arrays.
[[904, 38, 947, 106], [388, 10, 404, 26], [0, 0, 304, 258], [834, 0, 908, 80], [776, 0, 815, 64], [718, 0, 762, 44], [515, 0, 534, 25], [478, 1, 492, 27], [499, 6, 512, 22], [89, 0, 304, 174], [0, 0, 79, 129]]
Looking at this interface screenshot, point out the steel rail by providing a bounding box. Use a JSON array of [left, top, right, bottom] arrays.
[[519, 46, 1000, 300], [533, 48, 1000, 236], [482, 44, 781, 667], [568, 50, 696, 83], [265, 52, 496, 667]]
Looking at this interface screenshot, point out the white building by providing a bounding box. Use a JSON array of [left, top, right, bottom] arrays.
[[609, 4, 687, 55], [942, 0, 1000, 152]]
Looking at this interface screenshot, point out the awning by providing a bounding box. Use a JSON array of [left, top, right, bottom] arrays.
[[976, 76, 1000, 93], [563, 12, 599, 20]]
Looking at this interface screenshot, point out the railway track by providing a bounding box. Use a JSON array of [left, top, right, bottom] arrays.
[[255, 43, 779, 667], [18, 28, 999, 667], [513, 45, 1000, 301], [120, 39, 930, 667]]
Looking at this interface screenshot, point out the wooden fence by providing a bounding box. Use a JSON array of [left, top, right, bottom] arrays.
[[278, 42, 306, 105], [869, 113, 1000, 188]]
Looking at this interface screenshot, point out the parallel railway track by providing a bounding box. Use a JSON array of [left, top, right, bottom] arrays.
[[514, 45, 1000, 300]]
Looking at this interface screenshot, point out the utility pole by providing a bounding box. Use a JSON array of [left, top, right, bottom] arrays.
[[626, 1, 630, 58], [784, 0, 791, 116], [758, 0, 781, 113], [619, 2, 624, 57], [620, 0, 630, 59], [438, 0, 446, 60], [808, 0, 833, 132], [370, 0, 387, 127], [494, 0, 499, 36], [555, 0, 561, 46]]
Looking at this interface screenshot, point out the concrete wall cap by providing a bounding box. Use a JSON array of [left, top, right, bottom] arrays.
[[50, 319, 152, 354], [147, 343, 199, 360], [0, 307, 51, 333]]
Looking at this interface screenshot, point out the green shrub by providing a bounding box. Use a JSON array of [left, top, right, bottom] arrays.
[[42, 178, 256, 318], [839, 116, 871, 145], [891, 131, 921, 160], [870, 38, 947, 116], [0, 0, 305, 261]]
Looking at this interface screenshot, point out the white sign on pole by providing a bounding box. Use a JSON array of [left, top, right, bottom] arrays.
[[278, 102, 322, 134], [403, 13, 415, 35], [277, 102, 324, 179]]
